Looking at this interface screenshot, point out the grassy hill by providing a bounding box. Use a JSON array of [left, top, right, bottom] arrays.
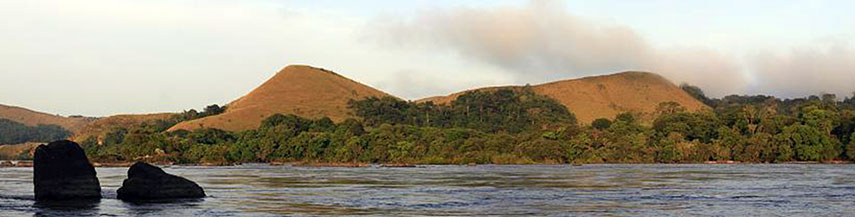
[[0, 104, 174, 143], [169, 65, 394, 132], [418, 71, 708, 124], [0, 104, 93, 133]]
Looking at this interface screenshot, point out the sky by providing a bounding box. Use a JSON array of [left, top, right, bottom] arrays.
[[1, 0, 853, 117]]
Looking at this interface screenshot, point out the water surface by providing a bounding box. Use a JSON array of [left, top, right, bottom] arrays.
[[2, 164, 855, 216]]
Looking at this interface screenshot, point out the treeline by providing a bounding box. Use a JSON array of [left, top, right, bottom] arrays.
[[80, 89, 579, 164], [170, 104, 227, 123], [350, 88, 576, 133], [0, 118, 70, 144], [79, 87, 855, 164]]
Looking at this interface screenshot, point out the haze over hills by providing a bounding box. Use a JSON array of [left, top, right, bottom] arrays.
[[418, 71, 708, 124], [168, 65, 395, 132]]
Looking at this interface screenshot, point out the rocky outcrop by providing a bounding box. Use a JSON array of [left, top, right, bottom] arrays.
[[33, 140, 101, 201], [117, 162, 205, 201]]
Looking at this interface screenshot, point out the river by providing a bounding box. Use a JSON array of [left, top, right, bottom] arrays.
[[2, 164, 855, 216]]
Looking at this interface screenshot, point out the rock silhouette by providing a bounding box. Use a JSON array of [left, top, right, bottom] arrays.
[[33, 140, 101, 201], [117, 162, 205, 201]]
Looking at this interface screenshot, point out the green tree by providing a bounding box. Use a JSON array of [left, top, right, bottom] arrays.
[[847, 132, 855, 160], [591, 118, 612, 130], [656, 101, 687, 115], [389, 141, 415, 163], [200, 104, 226, 117], [615, 112, 636, 123], [800, 105, 837, 134], [680, 83, 713, 106], [602, 113, 653, 163], [104, 128, 128, 145], [0, 119, 72, 144], [713, 127, 744, 161], [653, 111, 720, 144], [740, 133, 773, 162], [655, 132, 682, 163], [565, 132, 593, 163], [778, 124, 838, 161]]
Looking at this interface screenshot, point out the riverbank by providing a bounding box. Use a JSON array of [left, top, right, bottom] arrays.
[[2, 160, 853, 168]]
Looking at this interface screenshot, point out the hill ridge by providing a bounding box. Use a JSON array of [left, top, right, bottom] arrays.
[[418, 70, 707, 124], [3, 66, 707, 134], [0, 103, 94, 133]]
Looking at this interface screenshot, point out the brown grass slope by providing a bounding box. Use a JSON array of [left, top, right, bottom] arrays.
[[72, 113, 175, 142], [418, 71, 708, 124], [0, 104, 93, 133], [169, 65, 394, 132], [0, 104, 171, 142]]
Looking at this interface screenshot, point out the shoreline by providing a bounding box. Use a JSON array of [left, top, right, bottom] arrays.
[[1, 160, 853, 168]]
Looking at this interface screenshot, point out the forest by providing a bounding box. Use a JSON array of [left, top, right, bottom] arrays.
[[67, 86, 855, 164], [0, 118, 70, 145]]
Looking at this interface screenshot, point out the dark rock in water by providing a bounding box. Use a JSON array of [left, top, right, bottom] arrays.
[[33, 140, 102, 201], [117, 162, 205, 201]]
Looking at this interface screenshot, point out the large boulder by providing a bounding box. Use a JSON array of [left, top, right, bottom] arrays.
[[117, 162, 205, 201], [33, 140, 101, 201]]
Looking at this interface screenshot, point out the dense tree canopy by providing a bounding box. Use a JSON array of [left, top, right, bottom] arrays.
[[0, 118, 70, 144], [74, 86, 855, 165], [350, 88, 576, 133]]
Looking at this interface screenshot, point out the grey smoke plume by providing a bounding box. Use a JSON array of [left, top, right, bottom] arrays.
[[749, 41, 855, 98], [368, 0, 855, 98], [368, 1, 748, 97]]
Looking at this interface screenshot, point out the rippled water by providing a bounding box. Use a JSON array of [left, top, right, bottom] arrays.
[[2, 164, 855, 216]]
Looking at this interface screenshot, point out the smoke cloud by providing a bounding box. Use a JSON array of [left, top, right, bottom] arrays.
[[368, 0, 854, 98], [750, 41, 855, 98]]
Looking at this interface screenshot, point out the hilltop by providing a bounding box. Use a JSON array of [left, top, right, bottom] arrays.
[[418, 71, 708, 124], [169, 65, 394, 132]]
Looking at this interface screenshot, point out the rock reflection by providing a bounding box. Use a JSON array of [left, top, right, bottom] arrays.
[[121, 198, 204, 216], [33, 199, 100, 217]]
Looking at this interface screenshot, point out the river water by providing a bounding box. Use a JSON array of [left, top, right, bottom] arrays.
[[1, 164, 855, 216]]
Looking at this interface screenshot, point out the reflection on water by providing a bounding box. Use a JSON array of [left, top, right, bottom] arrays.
[[33, 199, 101, 217], [2, 164, 855, 216]]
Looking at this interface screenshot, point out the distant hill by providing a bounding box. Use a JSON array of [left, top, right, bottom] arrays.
[[418, 71, 708, 124], [169, 65, 394, 132], [0, 104, 174, 143], [3, 67, 707, 135], [0, 104, 93, 133], [71, 113, 175, 142]]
